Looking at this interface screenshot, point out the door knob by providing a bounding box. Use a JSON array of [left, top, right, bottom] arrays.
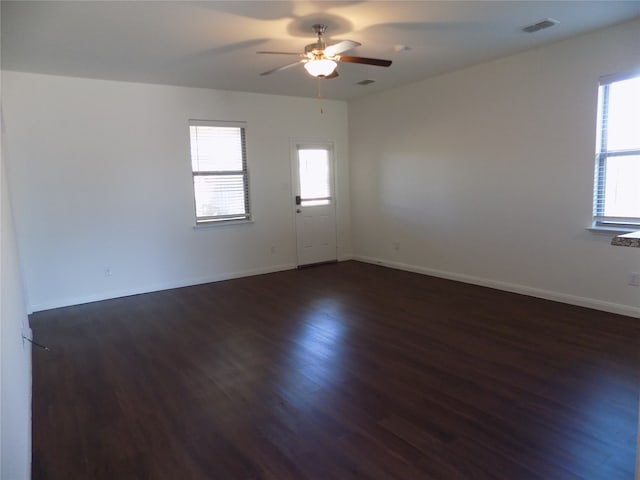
[[296, 209, 301, 213]]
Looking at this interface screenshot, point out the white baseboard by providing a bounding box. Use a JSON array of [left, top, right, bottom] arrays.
[[353, 255, 640, 319], [29, 257, 639, 318], [29, 263, 297, 312]]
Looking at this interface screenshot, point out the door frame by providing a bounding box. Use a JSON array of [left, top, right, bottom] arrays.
[[290, 138, 338, 267]]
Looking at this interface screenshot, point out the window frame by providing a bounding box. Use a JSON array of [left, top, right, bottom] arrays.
[[592, 72, 640, 230], [188, 120, 251, 225]]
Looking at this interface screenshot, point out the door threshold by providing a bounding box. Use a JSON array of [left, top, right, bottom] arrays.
[[297, 260, 338, 269]]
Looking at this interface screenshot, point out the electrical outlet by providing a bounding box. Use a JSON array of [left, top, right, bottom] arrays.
[[629, 273, 640, 287], [392, 241, 400, 252], [105, 267, 112, 277]]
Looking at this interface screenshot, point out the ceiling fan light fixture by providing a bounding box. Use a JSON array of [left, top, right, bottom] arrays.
[[304, 58, 337, 77]]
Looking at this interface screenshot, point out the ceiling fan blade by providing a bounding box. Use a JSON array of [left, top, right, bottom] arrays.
[[256, 51, 302, 56], [324, 40, 361, 57], [259, 61, 303, 76], [338, 55, 392, 67]]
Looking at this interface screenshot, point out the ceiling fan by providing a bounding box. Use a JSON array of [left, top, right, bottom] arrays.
[[257, 24, 392, 79]]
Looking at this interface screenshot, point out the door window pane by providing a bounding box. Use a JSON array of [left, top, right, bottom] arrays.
[[298, 149, 330, 206]]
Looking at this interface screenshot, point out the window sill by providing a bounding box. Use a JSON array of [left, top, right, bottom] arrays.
[[194, 219, 254, 229], [586, 226, 638, 235]]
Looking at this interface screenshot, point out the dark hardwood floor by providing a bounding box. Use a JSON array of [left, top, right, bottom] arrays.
[[30, 261, 639, 479]]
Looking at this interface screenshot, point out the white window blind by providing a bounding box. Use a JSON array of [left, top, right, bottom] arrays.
[[189, 121, 250, 224], [593, 73, 640, 229]]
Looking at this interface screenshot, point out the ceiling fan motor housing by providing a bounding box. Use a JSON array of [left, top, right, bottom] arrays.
[[305, 43, 324, 57], [306, 24, 328, 57]]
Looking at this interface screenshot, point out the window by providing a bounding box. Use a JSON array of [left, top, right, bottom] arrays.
[[189, 121, 250, 224], [593, 73, 640, 229], [297, 148, 332, 206]]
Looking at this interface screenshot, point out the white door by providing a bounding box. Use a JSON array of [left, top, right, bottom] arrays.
[[292, 142, 337, 266]]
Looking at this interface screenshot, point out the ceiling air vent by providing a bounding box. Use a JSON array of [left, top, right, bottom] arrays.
[[522, 18, 559, 33], [357, 79, 376, 86]]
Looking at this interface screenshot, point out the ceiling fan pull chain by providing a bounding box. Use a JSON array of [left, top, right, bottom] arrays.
[[317, 78, 324, 114]]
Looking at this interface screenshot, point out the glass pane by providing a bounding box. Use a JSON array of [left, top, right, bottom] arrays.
[[604, 155, 640, 218], [190, 126, 243, 171], [298, 149, 330, 202], [606, 77, 640, 151], [194, 175, 246, 219]]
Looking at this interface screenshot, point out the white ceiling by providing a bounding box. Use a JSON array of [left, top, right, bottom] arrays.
[[2, 1, 639, 100]]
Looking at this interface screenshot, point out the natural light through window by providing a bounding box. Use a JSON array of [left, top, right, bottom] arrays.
[[298, 149, 331, 206], [593, 73, 640, 228], [189, 121, 250, 224]]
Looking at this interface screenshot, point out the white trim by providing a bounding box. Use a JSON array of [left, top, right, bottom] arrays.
[[29, 256, 638, 318], [26, 344, 33, 480], [193, 219, 254, 229], [587, 226, 637, 234], [353, 255, 640, 319], [599, 70, 640, 85], [189, 119, 247, 129], [28, 263, 297, 313]]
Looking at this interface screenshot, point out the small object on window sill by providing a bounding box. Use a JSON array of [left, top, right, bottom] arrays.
[[611, 231, 640, 248]]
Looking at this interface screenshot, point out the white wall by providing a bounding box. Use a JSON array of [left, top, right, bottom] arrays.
[[1, 102, 32, 478], [1, 73, 351, 311], [349, 19, 640, 317]]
